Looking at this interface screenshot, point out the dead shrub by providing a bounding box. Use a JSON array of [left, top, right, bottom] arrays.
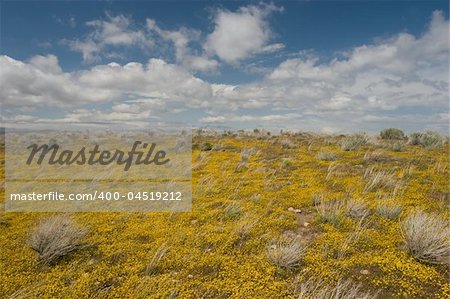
[[28, 215, 89, 265]]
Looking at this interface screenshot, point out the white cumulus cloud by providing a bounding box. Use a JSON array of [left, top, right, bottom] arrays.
[[204, 3, 283, 63]]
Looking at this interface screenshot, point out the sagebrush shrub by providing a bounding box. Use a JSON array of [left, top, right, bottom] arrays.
[[380, 128, 405, 140], [266, 236, 307, 270], [409, 131, 443, 148]]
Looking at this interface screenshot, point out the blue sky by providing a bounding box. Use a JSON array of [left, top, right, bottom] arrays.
[[1, 1, 449, 133]]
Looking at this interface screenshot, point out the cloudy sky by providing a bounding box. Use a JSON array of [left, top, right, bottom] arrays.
[[1, 1, 449, 133]]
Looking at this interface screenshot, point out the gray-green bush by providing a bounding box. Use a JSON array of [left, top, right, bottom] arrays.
[[380, 128, 405, 140], [401, 210, 450, 264], [409, 131, 443, 148]]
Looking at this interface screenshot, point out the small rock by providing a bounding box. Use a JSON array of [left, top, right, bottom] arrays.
[[288, 207, 295, 212], [303, 222, 310, 227], [360, 269, 370, 275], [294, 209, 302, 213], [187, 274, 193, 279]]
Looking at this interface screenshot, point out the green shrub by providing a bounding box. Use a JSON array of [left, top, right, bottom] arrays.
[[380, 128, 405, 140]]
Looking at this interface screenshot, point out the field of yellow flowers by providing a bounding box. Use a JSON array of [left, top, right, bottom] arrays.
[[0, 130, 449, 298]]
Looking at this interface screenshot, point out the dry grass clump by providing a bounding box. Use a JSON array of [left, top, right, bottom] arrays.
[[336, 218, 369, 260], [325, 162, 340, 180], [363, 167, 396, 193], [323, 136, 337, 145], [145, 244, 168, 275], [316, 151, 338, 161], [192, 152, 209, 170], [316, 199, 344, 226], [311, 193, 324, 206], [196, 175, 216, 195], [339, 133, 368, 151], [295, 277, 378, 299], [28, 215, 89, 265], [235, 147, 256, 172], [7, 286, 37, 299], [281, 139, 296, 149], [222, 202, 242, 220], [388, 141, 405, 152], [266, 236, 307, 271], [432, 158, 448, 173], [363, 149, 391, 162], [235, 216, 259, 241], [281, 158, 294, 169], [376, 203, 402, 220], [345, 199, 369, 219], [401, 210, 450, 264]]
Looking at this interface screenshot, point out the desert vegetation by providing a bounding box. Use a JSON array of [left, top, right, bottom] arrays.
[[0, 129, 449, 298], [28, 215, 90, 265], [401, 210, 450, 265]]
